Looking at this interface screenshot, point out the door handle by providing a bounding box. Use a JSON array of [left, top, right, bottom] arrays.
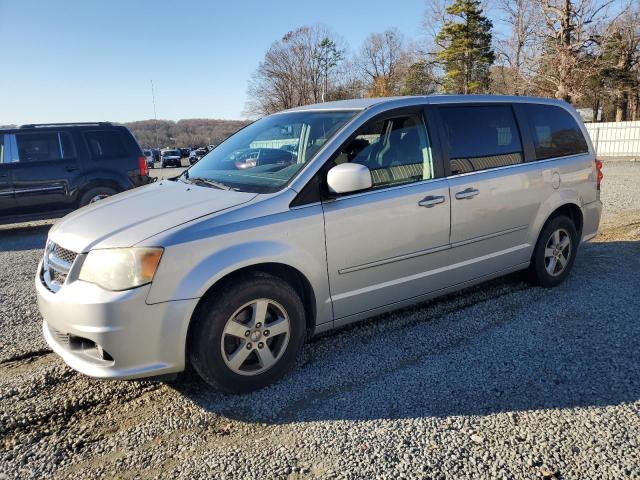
[[455, 188, 479, 200], [418, 195, 445, 208], [65, 166, 80, 172]]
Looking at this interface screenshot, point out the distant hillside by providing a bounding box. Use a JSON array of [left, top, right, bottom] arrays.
[[125, 119, 250, 149]]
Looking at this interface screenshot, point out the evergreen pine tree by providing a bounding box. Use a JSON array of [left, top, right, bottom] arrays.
[[436, 0, 495, 94]]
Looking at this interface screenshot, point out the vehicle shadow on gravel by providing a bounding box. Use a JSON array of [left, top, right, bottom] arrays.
[[172, 240, 640, 425], [0, 223, 51, 252]]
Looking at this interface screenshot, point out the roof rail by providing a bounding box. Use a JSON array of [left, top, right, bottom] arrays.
[[19, 122, 113, 129]]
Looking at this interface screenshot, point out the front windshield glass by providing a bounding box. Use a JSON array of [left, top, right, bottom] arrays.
[[183, 110, 357, 193], [164, 150, 180, 156]]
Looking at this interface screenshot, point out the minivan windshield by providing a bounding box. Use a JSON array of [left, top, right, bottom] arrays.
[[182, 110, 357, 193]]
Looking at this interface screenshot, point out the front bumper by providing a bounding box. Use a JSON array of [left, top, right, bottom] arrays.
[[36, 260, 199, 379]]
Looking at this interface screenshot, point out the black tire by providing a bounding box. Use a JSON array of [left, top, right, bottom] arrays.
[[79, 186, 117, 207], [161, 162, 166, 168], [188, 272, 306, 393], [528, 215, 578, 288]]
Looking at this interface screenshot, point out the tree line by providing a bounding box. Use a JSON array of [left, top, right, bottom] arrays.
[[246, 0, 640, 122], [125, 119, 249, 149]]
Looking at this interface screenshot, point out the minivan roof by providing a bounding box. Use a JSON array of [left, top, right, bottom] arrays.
[[281, 95, 572, 113]]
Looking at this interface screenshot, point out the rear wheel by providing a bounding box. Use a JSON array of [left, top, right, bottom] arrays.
[[188, 272, 306, 393], [528, 215, 578, 287], [79, 186, 117, 207]]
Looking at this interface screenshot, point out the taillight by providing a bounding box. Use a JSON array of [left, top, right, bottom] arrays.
[[595, 159, 603, 190], [138, 156, 148, 177]]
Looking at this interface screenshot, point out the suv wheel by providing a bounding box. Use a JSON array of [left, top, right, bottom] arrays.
[[188, 272, 306, 393], [528, 215, 578, 288], [79, 187, 117, 207]]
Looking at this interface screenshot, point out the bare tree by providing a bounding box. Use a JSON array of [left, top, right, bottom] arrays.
[[357, 28, 411, 97], [601, 5, 640, 120], [246, 25, 346, 116], [535, 0, 614, 102], [493, 0, 540, 95]]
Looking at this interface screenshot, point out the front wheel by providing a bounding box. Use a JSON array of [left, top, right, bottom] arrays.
[[188, 272, 306, 393], [528, 215, 578, 288]]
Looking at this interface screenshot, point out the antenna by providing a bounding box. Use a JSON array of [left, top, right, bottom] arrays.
[[150, 79, 158, 148]]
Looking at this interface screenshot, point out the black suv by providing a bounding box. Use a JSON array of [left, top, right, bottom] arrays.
[[0, 122, 151, 224]]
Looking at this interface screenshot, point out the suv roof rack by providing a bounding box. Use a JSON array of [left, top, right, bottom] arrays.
[[19, 122, 114, 129]]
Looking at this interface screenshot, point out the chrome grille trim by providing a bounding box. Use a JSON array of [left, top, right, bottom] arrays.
[[42, 241, 78, 293]]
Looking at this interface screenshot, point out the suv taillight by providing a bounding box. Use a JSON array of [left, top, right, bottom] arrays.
[[138, 156, 148, 177], [595, 159, 603, 190]]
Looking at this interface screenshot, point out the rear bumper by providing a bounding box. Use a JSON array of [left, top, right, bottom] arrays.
[[36, 260, 198, 379], [581, 200, 602, 242]]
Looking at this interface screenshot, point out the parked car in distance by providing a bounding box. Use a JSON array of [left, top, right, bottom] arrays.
[[36, 96, 602, 394], [189, 148, 208, 165], [179, 148, 190, 158], [160, 149, 182, 168], [143, 149, 154, 169], [207, 144, 217, 151], [0, 122, 151, 225]]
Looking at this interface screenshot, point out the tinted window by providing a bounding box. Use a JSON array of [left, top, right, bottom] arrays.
[[440, 105, 523, 175], [85, 130, 128, 160], [15, 132, 76, 162], [334, 114, 434, 189], [523, 104, 588, 160]]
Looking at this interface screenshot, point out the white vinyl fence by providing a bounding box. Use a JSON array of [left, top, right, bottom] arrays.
[[584, 120, 640, 158]]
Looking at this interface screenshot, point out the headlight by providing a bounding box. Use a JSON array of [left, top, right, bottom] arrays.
[[79, 248, 163, 291]]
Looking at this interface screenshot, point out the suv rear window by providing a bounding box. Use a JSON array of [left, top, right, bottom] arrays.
[[522, 104, 589, 160], [15, 132, 76, 162], [439, 105, 523, 175], [85, 130, 128, 160]]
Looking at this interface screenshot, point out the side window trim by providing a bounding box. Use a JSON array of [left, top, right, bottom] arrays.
[[5, 134, 19, 163], [512, 103, 537, 162]]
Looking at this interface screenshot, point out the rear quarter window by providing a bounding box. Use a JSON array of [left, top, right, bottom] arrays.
[[523, 104, 589, 160], [84, 130, 128, 160]]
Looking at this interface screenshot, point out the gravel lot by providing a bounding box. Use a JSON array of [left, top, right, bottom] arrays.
[[1, 161, 639, 479]]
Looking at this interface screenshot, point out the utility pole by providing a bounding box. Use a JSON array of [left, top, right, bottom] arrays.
[[150, 80, 159, 148]]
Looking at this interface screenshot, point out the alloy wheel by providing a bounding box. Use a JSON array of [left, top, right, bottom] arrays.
[[544, 228, 572, 277], [220, 299, 291, 376]]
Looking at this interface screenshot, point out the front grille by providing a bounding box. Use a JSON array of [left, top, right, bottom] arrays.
[[53, 244, 77, 265], [42, 241, 78, 293]]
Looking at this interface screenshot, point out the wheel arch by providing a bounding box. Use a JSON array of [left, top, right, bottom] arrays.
[[186, 262, 318, 347], [531, 199, 584, 257]]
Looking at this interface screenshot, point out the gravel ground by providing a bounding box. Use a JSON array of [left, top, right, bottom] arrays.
[[0, 161, 638, 479]]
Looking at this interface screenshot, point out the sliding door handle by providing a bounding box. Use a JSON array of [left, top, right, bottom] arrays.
[[418, 195, 446, 208], [455, 188, 479, 200]]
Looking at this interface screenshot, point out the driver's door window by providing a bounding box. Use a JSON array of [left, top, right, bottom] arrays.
[[334, 114, 433, 189]]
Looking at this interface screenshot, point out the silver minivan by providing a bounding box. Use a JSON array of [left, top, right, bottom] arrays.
[[36, 96, 603, 392]]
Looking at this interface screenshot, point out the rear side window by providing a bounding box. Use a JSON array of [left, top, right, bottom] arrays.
[[85, 130, 128, 160], [15, 132, 77, 162], [523, 104, 588, 160], [439, 105, 523, 175]]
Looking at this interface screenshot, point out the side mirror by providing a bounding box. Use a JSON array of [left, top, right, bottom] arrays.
[[326, 163, 372, 194]]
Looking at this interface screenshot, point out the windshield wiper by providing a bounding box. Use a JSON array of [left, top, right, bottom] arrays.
[[188, 177, 232, 190]]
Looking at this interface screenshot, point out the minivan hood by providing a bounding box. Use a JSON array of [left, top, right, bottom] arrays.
[[49, 181, 257, 253]]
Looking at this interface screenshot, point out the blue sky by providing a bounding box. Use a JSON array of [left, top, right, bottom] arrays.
[[0, 0, 430, 124]]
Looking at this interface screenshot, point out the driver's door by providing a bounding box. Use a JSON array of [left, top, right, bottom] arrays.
[[322, 108, 451, 321]]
